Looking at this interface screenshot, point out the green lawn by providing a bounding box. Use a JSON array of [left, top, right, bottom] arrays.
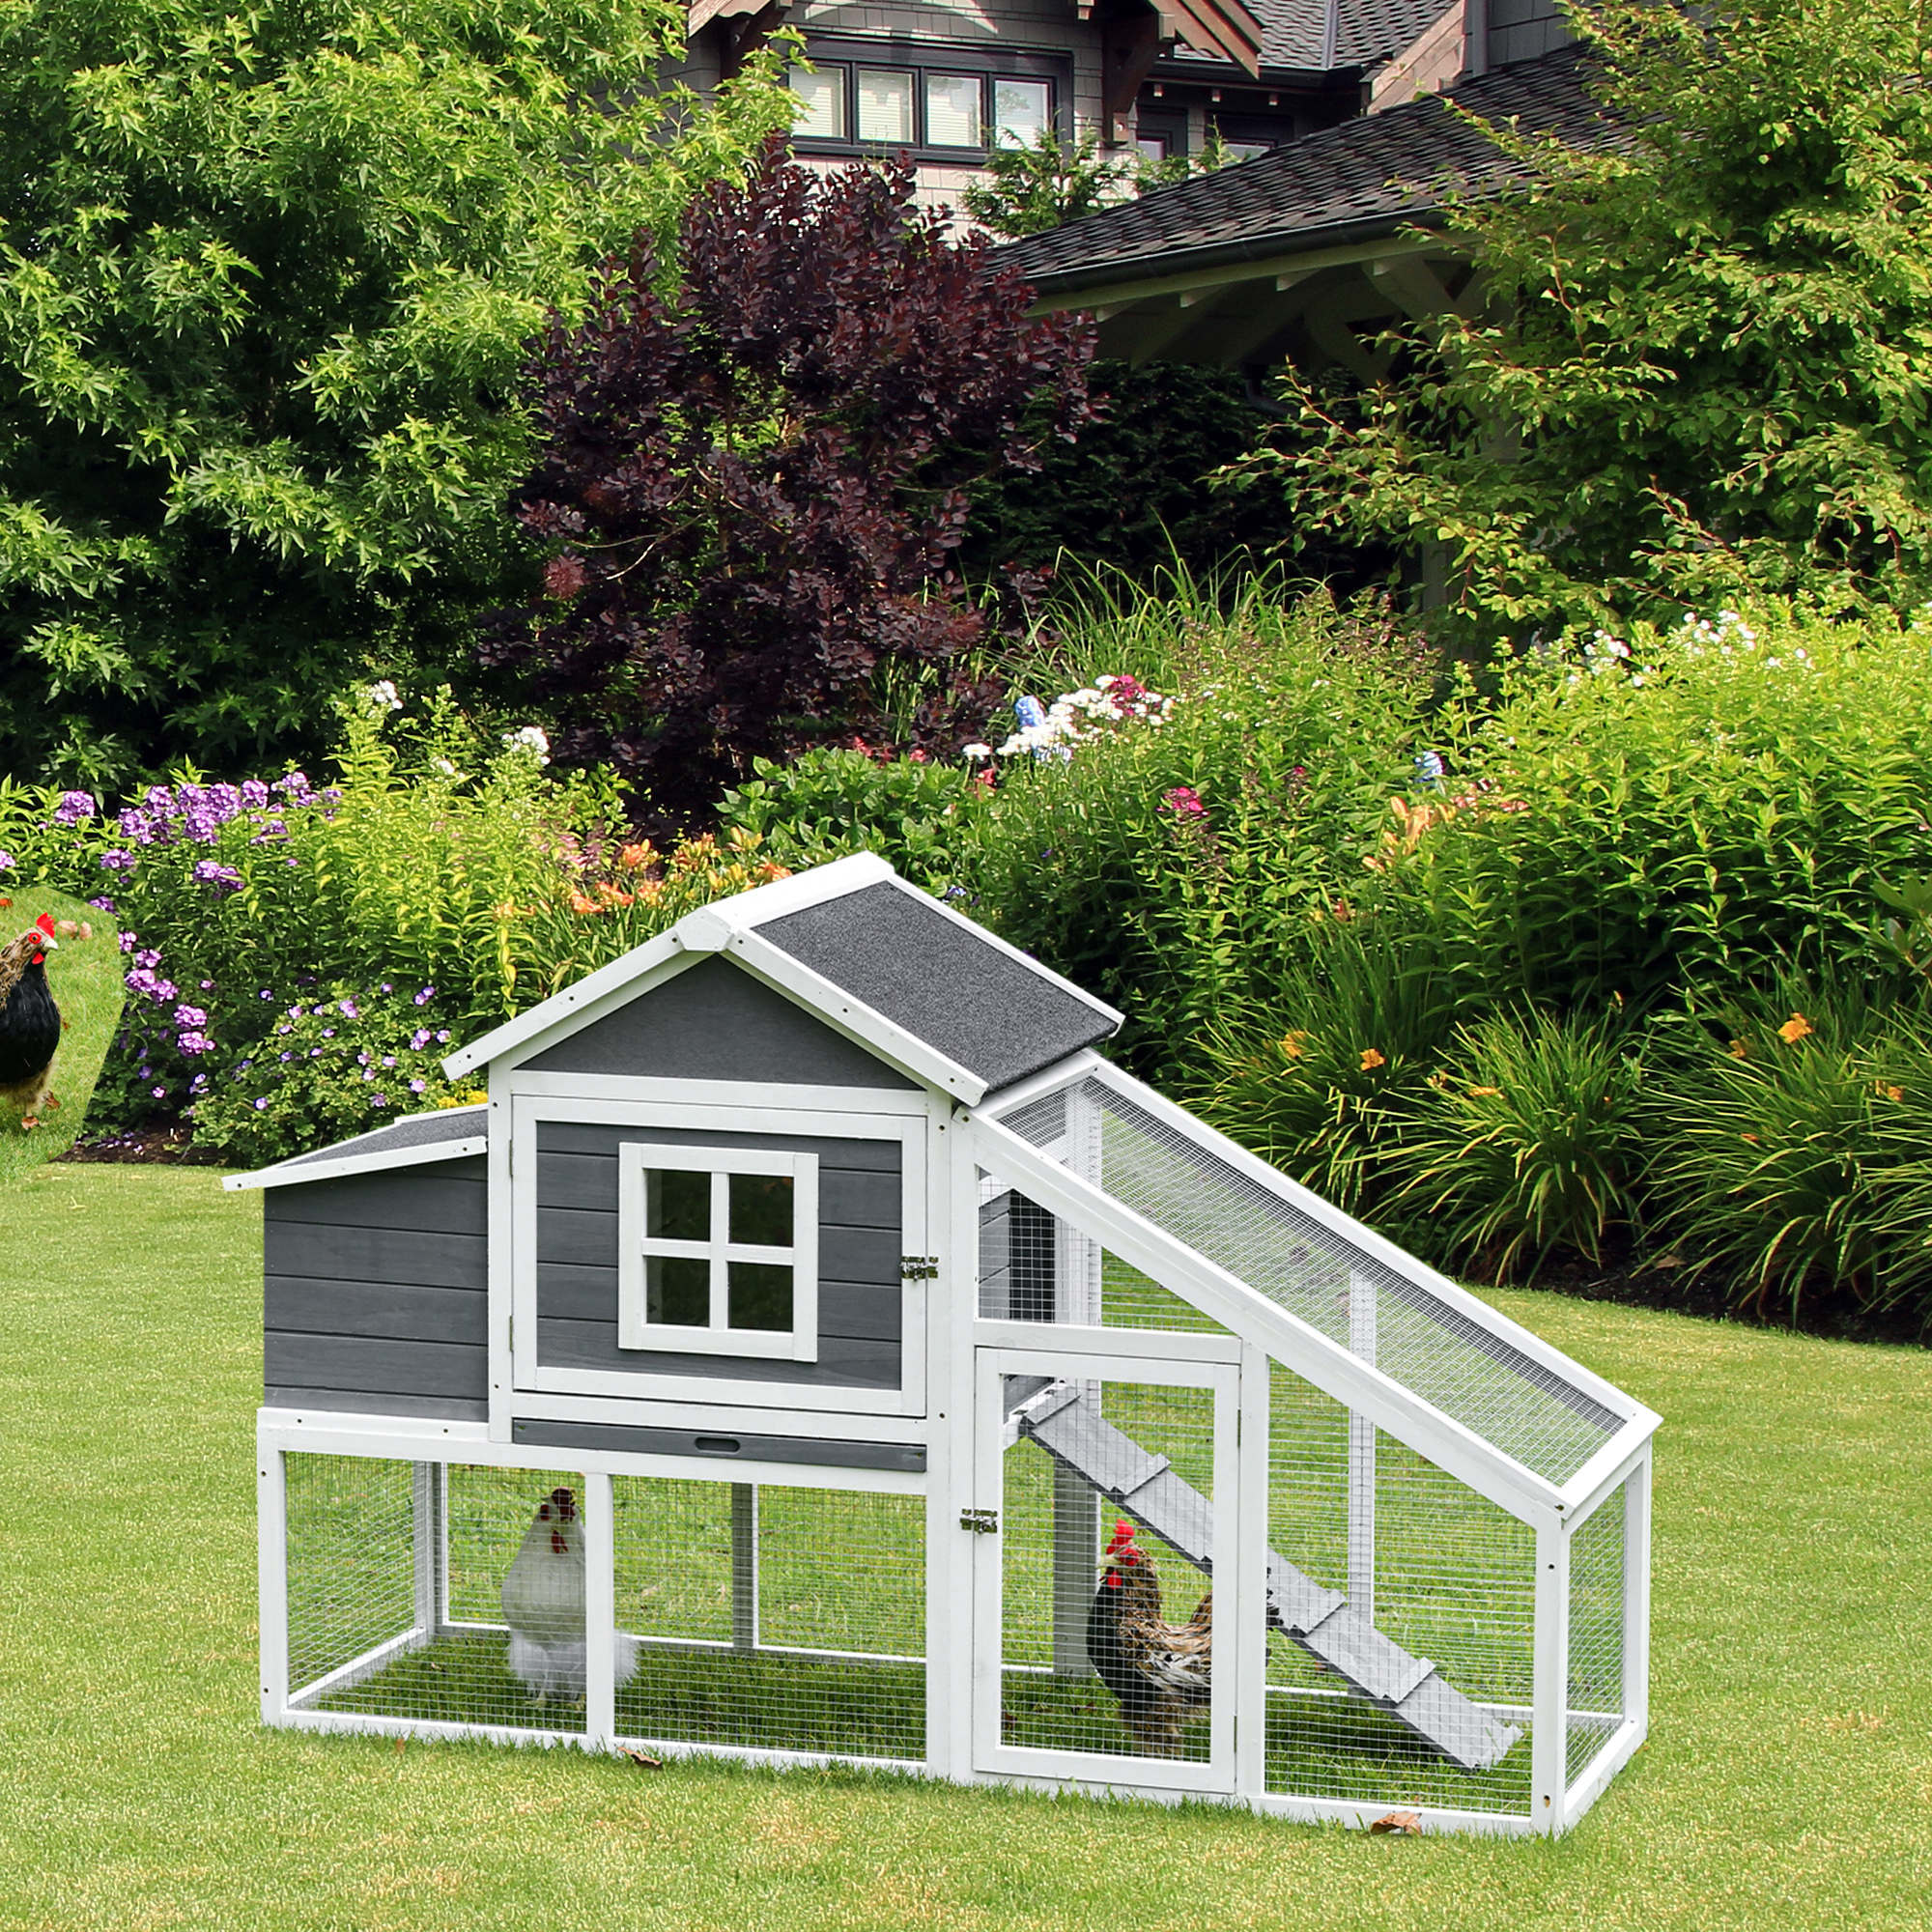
[[2, 1165, 1929, 1931], [0, 884, 124, 1184]]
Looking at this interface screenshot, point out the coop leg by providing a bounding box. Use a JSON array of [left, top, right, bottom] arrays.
[[1052, 1462, 1098, 1676], [411, 1461, 442, 1640], [1348, 1270, 1377, 1622], [584, 1471, 616, 1749], [731, 1483, 759, 1654]]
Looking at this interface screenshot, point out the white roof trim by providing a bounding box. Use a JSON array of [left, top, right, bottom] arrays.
[[439, 854, 896, 1082], [224, 1127, 488, 1192]]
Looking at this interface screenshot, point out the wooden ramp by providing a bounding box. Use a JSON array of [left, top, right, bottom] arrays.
[[1011, 1380, 1522, 1773]]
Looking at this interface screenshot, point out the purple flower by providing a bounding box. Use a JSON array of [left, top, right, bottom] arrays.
[[199, 980, 213, 991], [189, 1072, 208, 1094], [381, 1055, 395, 1068], [273, 771, 310, 797], [321, 1028, 334, 1037], [118, 807, 157, 845], [253, 1096, 270, 1111], [279, 1052, 293, 1063], [410, 1029, 431, 1051], [152, 1086, 166, 1099], [356, 1053, 371, 1066], [241, 780, 270, 810], [339, 999, 359, 1019], [99, 848, 138, 872], [191, 859, 242, 892], [409, 1078, 427, 1094], [434, 1029, 450, 1044], [172, 1005, 208, 1029], [259, 988, 272, 1000], [54, 790, 97, 825], [380, 983, 392, 994], [136, 949, 161, 970], [309, 1047, 323, 1058], [371, 1094, 388, 1107], [0, 852, 14, 872], [177, 1032, 213, 1056], [88, 897, 115, 912], [155, 980, 177, 1002], [413, 985, 436, 1006], [144, 785, 176, 816]]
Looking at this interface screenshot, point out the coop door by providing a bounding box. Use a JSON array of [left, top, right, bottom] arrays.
[[971, 1348, 1241, 1794]]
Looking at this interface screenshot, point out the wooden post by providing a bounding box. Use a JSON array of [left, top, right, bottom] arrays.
[[1532, 1516, 1571, 1835], [1052, 1084, 1102, 1674], [411, 1461, 442, 1640], [583, 1471, 615, 1750], [731, 1483, 760, 1653]]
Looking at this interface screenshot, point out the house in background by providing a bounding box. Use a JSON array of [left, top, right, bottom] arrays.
[[678, 1, 1509, 213]]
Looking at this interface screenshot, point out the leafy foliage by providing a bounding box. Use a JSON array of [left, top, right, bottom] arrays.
[[0, 0, 794, 789], [1236, 0, 1932, 639], [485, 138, 1096, 824], [960, 126, 1236, 240]]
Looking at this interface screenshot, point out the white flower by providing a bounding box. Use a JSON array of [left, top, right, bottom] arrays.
[[365, 679, 402, 713], [431, 756, 457, 776], [503, 724, 551, 765], [961, 743, 992, 761]]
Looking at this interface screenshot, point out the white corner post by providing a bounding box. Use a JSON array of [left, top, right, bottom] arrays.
[[258, 1442, 290, 1725], [1051, 1083, 1104, 1676], [1347, 1269, 1377, 1622], [1236, 1341, 1271, 1801], [1531, 1514, 1572, 1835], [731, 1484, 760, 1653], [583, 1470, 615, 1750], [411, 1462, 442, 1640], [1623, 1449, 1653, 1740]]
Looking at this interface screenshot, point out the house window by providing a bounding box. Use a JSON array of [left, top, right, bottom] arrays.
[[789, 45, 1067, 159], [617, 1145, 819, 1362]]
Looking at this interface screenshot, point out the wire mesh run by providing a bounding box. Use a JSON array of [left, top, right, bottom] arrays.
[[610, 1475, 925, 1765], [1566, 1483, 1628, 1790], [284, 1456, 589, 1736], [1261, 1368, 1537, 1817], [995, 1077, 1622, 1483], [998, 1376, 1218, 1763]]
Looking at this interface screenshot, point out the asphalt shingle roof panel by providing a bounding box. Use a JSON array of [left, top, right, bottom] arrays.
[[1003, 46, 1612, 294], [753, 882, 1119, 1095], [280, 1105, 487, 1170]]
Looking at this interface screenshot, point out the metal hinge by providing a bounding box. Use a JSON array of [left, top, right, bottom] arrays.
[[900, 1255, 940, 1281], [959, 1508, 999, 1534]]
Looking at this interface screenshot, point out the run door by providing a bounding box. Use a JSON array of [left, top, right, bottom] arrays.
[[971, 1347, 1243, 1794]]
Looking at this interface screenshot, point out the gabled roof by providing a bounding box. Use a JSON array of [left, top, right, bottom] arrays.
[[1003, 44, 1611, 300], [445, 853, 1122, 1105], [1165, 0, 1455, 74]]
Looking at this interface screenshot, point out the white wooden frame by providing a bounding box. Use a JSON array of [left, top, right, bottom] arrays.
[[615, 1143, 820, 1361], [500, 1091, 936, 1426], [970, 1345, 1247, 1798]]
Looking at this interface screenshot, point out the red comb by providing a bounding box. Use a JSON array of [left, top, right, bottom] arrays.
[[35, 914, 56, 937], [1105, 1520, 1136, 1554]]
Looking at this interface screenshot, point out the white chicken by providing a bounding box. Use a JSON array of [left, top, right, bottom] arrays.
[[500, 1486, 639, 1702]]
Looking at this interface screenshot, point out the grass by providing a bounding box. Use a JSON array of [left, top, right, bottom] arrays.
[[0, 884, 123, 1183], [3, 1165, 1931, 1930]]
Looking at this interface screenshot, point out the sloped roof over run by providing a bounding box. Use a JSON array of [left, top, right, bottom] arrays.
[[1003, 44, 1614, 300]]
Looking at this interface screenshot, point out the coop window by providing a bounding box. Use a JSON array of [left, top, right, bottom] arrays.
[[617, 1146, 819, 1361]]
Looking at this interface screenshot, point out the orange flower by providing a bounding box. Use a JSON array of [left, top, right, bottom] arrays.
[[1741, 1132, 1760, 1144], [616, 841, 654, 872], [1876, 1080, 1905, 1102], [595, 883, 634, 908], [1778, 1013, 1814, 1044], [568, 890, 599, 915], [1280, 1031, 1309, 1060], [1728, 1038, 1749, 1060], [1467, 1084, 1502, 1098], [1360, 1048, 1386, 1071]]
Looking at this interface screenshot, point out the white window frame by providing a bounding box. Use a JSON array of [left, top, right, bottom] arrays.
[[616, 1144, 820, 1362]]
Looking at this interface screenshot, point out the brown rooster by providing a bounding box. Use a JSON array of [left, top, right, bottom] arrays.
[[0, 915, 61, 1129], [1086, 1519, 1212, 1755]]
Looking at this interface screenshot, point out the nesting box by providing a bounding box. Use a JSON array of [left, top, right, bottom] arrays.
[[238, 854, 1656, 1834]]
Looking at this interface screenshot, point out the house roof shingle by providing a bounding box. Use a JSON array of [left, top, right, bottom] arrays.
[[1002, 45, 1612, 298], [1164, 0, 1459, 78]]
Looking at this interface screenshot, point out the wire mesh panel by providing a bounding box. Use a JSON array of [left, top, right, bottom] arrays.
[[1260, 1367, 1537, 1818], [610, 1475, 924, 1764], [996, 1375, 1219, 1765], [996, 1077, 1623, 1483], [977, 1171, 1230, 1337], [284, 1455, 589, 1736], [1566, 1483, 1628, 1791]]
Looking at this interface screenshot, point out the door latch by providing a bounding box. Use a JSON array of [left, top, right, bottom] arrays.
[[900, 1255, 940, 1281], [959, 1508, 999, 1534]]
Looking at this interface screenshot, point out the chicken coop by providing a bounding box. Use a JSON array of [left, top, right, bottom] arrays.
[[239, 853, 1657, 1835]]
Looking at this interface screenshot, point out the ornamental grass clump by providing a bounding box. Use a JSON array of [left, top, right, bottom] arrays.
[[1389, 1008, 1647, 1282]]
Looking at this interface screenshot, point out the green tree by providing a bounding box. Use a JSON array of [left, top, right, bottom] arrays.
[[1235, 0, 1932, 641], [962, 127, 1236, 241], [0, 0, 793, 787]]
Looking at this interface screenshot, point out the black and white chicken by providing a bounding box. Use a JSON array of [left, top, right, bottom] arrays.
[[0, 915, 60, 1129], [1085, 1518, 1213, 1755], [500, 1486, 639, 1702]]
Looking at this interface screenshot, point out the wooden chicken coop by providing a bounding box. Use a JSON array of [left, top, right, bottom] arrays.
[[238, 854, 1658, 1835]]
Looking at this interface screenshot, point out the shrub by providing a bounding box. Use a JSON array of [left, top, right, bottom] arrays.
[[484, 138, 1096, 824], [1389, 1008, 1647, 1281]]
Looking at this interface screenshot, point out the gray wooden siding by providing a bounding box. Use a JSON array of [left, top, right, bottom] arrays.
[[264, 1155, 488, 1421], [1488, 0, 1575, 69], [534, 1122, 905, 1391], [519, 954, 918, 1089]]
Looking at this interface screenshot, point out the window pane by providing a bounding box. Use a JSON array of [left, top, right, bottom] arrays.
[[728, 1263, 793, 1332], [924, 72, 981, 148], [1135, 134, 1169, 162], [646, 1168, 710, 1242], [789, 64, 844, 140], [991, 78, 1050, 150], [646, 1256, 710, 1327], [857, 68, 914, 144], [730, 1172, 794, 1248]]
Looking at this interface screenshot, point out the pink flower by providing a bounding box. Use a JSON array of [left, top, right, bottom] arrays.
[[1161, 785, 1207, 819]]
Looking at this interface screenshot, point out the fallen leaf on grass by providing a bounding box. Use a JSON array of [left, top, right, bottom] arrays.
[[623, 1749, 664, 1770], [1369, 1811, 1422, 1835], [393, 1736, 408, 1755]]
